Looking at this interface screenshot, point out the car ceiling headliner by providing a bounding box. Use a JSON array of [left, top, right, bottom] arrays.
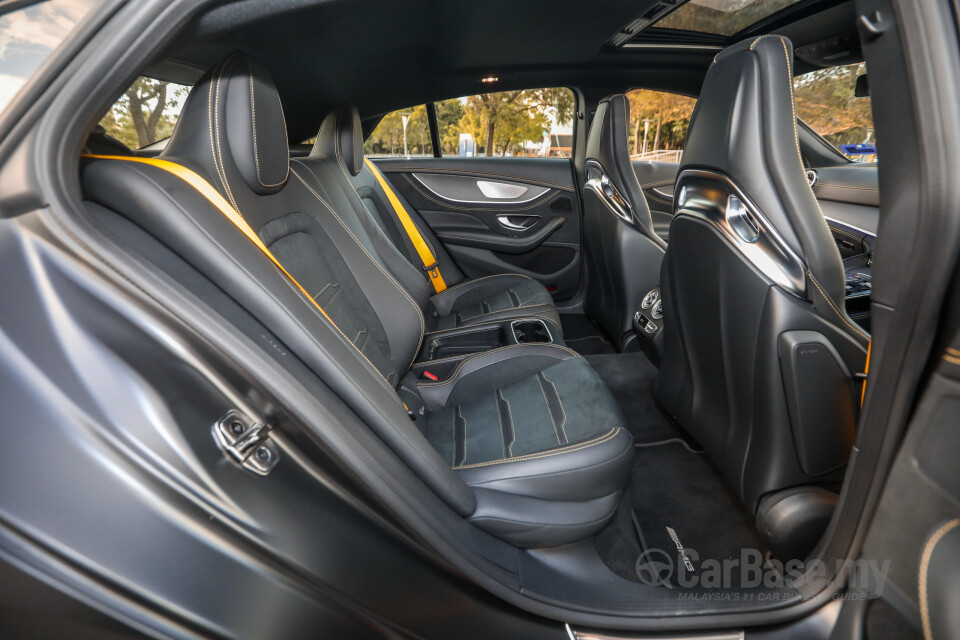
[[156, 0, 857, 142]]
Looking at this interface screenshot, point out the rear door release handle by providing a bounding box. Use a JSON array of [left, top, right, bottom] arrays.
[[497, 215, 540, 231]]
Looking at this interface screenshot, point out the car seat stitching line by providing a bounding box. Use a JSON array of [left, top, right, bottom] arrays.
[[828, 226, 864, 244], [540, 370, 568, 444], [807, 269, 869, 340], [208, 56, 241, 215], [248, 71, 287, 188], [920, 518, 960, 640], [212, 56, 242, 215], [496, 389, 516, 457], [452, 427, 621, 469], [536, 372, 562, 445], [455, 405, 467, 467]]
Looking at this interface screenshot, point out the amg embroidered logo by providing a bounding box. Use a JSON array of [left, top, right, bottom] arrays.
[[666, 525, 696, 573]]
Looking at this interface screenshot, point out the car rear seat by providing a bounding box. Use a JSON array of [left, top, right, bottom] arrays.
[[81, 53, 632, 547], [296, 105, 562, 335]]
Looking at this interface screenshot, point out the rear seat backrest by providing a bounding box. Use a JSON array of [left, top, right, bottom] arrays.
[[81, 54, 477, 514]]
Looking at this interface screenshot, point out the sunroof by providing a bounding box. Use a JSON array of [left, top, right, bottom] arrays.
[[653, 0, 804, 36]]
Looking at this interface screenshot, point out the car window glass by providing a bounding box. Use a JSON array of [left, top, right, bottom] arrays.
[[435, 88, 575, 158], [623, 89, 698, 163], [0, 0, 100, 116], [365, 105, 434, 158], [794, 62, 876, 161], [99, 77, 191, 149]]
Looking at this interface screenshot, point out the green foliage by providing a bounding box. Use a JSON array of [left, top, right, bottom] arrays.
[[370, 88, 573, 158], [625, 89, 697, 154], [364, 104, 433, 156], [100, 77, 188, 149], [457, 88, 573, 157], [624, 63, 874, 158], [794, 63, 874, 147], [436, 98, 466, 155]]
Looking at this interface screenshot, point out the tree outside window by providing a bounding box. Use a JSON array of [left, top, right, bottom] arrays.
[[99, 77, 190, 149]]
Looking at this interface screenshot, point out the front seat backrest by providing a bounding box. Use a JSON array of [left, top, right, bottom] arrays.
[[581, 94, 665, 348], [681, 35, 860, 331], [657, 36, 869, 519]]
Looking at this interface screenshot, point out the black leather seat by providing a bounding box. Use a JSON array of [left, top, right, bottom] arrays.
[[582, 94, 666, 348], [657, 36, 869, 528], [82, 53, 633, 548], [301, 105, 562, 335]]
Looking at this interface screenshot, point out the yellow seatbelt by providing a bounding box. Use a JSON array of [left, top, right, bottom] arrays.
[[861, 339, 871, 407], [363, 158, 446, 293], [83, 155, 337, 326]]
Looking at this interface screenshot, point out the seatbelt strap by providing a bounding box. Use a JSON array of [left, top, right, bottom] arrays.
[[363, 158, 446, 293], [860, 339, 871, 407], [83, 155, 338, 326]]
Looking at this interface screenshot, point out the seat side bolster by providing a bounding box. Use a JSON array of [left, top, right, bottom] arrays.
[[458, 427, 634, 501]]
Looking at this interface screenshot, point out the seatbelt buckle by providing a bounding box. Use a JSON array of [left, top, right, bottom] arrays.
[[422, 261, 440, 278]]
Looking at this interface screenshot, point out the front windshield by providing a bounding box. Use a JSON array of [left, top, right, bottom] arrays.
[[793, 62, 876, 162]]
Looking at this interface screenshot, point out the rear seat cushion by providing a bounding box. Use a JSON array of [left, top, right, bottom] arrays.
[[414, 344, 633, 545], [428, 273, 560, 332]]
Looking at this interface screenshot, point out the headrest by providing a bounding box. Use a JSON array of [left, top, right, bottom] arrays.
[[584, 93, 662, 245], [586, 94, 629, 162], [164, 53, 289, 195], [311, 105, 363, 176]]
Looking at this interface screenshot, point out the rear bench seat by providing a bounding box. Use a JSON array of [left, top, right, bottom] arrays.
[[81, 53, 633, 548], [297, 105, 561, 334]]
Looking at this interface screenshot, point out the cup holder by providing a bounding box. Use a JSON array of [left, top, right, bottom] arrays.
[[512, 319, 553, 344]]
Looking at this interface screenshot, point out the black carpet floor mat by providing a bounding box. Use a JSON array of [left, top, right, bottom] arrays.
[[596, 440, 769, 587], [587, 351, 769, 588], [585, 352, 693, 445], [560, 314, 617, 355]]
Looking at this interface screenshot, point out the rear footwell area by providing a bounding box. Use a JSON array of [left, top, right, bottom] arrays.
[[587, 352, 770, 587]]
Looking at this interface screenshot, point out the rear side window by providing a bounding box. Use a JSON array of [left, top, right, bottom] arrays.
[[365, 88, 576, 159], [794, 63, 875, 161], [99, 77, 191, 149], [0, 0, 99, 116], [365, 105, 434, 158], [622, 89, 698, 163], [437, 88, 574, 158]]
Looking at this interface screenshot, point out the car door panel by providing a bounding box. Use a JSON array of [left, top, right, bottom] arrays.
[[811, 165, 880, 259], [859, 346, 960, 639], [374, 157, 582, 300]]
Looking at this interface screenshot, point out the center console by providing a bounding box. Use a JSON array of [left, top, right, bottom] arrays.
[[417, 317, 558, 362]]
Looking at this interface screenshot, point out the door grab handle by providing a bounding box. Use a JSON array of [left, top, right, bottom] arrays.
[[497, 215, 540, 231]]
